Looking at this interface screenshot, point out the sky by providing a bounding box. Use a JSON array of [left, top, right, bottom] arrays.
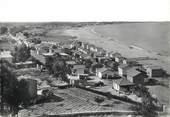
[[0, 0, 169, 22]]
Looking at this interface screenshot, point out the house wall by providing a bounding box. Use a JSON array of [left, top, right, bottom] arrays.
[[133, 74, 144, 84], [115, 57, 119, 63], [73, 68, 85, 75], [0, 57, 13, 63], [118, 67, 123, 76], [97, 72, 102, 78], [123, 59, 127, 64], [146, 68, 152, 78], [112, 82, 120, 91], [152, 69, 164, 77], [127, 76, 133, 83]]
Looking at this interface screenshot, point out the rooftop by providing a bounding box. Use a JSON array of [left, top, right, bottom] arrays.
[[0, 51, 13, 58], [73, 64, 85, 69], [96, 67, 108, 73], [118, 64, 129, 69], [15, 61, 34, 65], [145, 65, 163, 69], [113, 78, 134, 86], [59, 52, 69, 56], [66, 61, 76, 65], [113, 52, 122, 57], [67, 75, 79, 80], [42, 52, 54, 56], [126, 67, 141, 77]]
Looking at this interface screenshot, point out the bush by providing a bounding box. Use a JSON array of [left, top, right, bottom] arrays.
[[95, 97, 104, 103]]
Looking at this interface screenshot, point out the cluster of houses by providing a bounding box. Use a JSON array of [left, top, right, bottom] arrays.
[[0, 32, 167, 100], [26, 38, 166, 95]]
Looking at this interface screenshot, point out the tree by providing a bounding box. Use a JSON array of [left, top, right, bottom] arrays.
[[0, 60, 21, 115], [0, 26, 8, 35], [132, 85, 158, 117], [45, 53, 70, 81], [45, 56, 54, 75], [12, 43, 31, 62], [52, 59, 67, 78], [84, 59, 93, 68]]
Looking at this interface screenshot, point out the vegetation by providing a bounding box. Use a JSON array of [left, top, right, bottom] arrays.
[[0, 60, 21, 115], [45, 53, 71, 81], [12, 43, 31, 62], [0, 26, 8, 35], [132, 85, 158, 117], [28, 37, 41, 44]]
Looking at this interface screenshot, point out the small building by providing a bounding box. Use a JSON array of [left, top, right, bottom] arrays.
[[89, 44, 97, 52], [120, 57, 127, 65], [95, 56, 107, 63], [96, 67, 115, 79], [112, 78, 134, 94], [15, 61, 36, 69], [66, 60, 76, 66], [80, 53, 91, 60], [81, 42, 89, 50], [144, 65, 165, 78], [114, 52, 122, 63], [67, 74, 80, 86], [96, 47, 106, 56], [118, 64, 129, 77], [72, 64, 86, 75], [126, 68, 146, 84], [106, 51, 115, 58], [0, 51, 13, 63]]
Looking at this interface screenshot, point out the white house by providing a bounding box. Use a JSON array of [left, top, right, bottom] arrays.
[[0, 51, 13, 63], [96, 67, 108, 78], [67, 74, 80, 86], [118, 64, 129, 77], [112, 78, 134, 93], [96, 67, 114, 79]]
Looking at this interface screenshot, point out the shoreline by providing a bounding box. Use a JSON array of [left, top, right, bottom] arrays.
[[63, 26, 170, 73]]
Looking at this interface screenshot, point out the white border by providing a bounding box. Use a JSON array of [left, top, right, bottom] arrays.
[[0, 0, 169, 22]]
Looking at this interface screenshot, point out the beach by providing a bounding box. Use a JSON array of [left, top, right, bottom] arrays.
[[61, 23, 170, 73]]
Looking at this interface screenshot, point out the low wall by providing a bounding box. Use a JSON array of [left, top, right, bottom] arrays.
[[44, 110, 137, 117]]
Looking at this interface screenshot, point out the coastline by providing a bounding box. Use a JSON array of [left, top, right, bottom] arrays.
[[63, 26, 170, 73]]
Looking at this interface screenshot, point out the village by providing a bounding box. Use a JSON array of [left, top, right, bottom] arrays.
[[0, 24, 169, 117]]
